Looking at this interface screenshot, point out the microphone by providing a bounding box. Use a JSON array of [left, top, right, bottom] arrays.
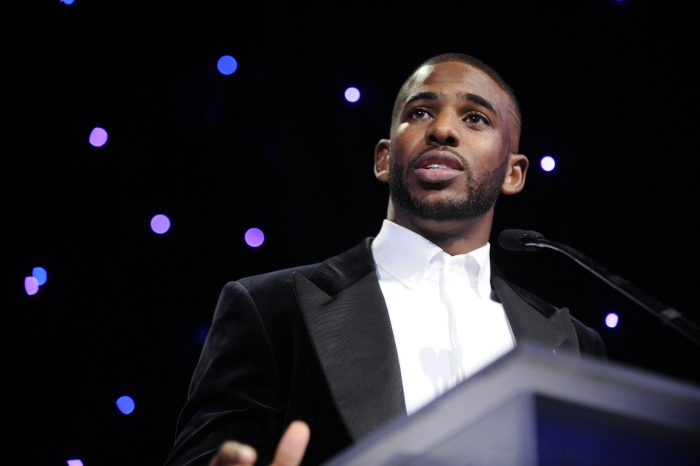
[[498, 228, 700, 348], [498, 229, 545, 252]]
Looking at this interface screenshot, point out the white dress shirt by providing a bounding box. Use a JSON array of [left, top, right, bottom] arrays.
[[371, 219, 515, 414]]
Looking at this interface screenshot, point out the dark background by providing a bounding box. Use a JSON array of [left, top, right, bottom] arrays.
[[10, 1, 699, 465]]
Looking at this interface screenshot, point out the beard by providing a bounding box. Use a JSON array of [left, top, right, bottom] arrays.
[[389, 154, 507, 221]]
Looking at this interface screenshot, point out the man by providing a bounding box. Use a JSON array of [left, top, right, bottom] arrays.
[[164, 52, 606, 466]]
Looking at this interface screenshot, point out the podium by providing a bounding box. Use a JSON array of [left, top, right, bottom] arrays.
[[324, 342, 700, 465]]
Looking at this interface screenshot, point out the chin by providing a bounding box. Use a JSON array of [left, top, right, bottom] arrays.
[[416, 190, 467, 206]]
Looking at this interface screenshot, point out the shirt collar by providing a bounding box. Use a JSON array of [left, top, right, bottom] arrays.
[[371, 219, 493, 299]]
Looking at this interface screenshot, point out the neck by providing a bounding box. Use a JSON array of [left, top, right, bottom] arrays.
[[386, 202, 493, 256]]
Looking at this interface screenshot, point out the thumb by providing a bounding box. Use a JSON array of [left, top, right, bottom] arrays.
[[270, 420, 310, 466]]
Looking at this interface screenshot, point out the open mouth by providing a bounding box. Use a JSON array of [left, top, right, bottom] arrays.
[[413, 151, 465, 183]]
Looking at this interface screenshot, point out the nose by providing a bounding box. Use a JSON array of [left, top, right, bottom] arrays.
[[426, 111, 460, 147]]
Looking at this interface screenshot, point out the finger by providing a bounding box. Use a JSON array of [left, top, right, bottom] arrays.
[[271, 420, 311, 466], [209, 441, 257, 466]]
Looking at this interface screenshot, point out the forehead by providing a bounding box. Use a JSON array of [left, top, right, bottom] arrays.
[[402, 61, 511, 111]]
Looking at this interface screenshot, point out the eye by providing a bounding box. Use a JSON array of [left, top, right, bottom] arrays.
[[464, 112, 491, 126], [406, 107, 432, 120]]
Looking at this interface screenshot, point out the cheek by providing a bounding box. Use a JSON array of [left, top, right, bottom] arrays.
[[395, 122, 426, 142], [393, 124, 425, 155], [463, 134, 509, 167]]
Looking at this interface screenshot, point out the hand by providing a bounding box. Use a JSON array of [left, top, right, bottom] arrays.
[[208, 420, 311, 466]]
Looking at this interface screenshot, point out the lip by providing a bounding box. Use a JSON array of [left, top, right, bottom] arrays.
[[414, 167, 463, 183], [412, 150, 465, 184]]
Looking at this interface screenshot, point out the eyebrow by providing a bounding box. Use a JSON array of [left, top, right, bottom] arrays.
[[404, 91, 498, 116]]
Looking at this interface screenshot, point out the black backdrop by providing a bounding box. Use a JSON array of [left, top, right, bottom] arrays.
[[10, 1, 700, 465]]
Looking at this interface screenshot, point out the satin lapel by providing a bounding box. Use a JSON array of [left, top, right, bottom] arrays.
[[492, 273, 580, 355], [293, 239, 406, 441]]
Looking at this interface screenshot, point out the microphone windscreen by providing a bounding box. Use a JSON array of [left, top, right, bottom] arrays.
[[498, 229, 544, 251]]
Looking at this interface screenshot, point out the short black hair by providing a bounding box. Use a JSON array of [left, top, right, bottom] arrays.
[[390, 53, 521, 147]]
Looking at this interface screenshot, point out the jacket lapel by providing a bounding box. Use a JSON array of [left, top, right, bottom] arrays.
[[292, 241, 580, 441], [293, 239, 406, 441], [491, 269, 580, 355]]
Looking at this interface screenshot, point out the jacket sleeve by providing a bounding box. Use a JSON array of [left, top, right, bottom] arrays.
[[163, 281, 284, 466]]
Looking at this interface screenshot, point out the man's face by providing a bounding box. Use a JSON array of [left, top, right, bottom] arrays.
[[385, 61, 518, 222]]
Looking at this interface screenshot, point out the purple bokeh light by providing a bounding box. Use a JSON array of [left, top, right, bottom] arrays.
[[344, 87, 360, 103], [605, 312, 619, 328], [89, 127, 108, 148], [244, 227, 265, 248], [150, 214, 171, 234], [25, 276, 40, 296]]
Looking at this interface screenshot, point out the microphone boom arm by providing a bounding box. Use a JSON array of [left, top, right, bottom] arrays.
[[525, 238, 700, 348]]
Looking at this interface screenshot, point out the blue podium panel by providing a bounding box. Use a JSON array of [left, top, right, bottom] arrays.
[[324, 342, 700, 466]]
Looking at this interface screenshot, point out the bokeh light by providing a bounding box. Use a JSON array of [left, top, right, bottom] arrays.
[[344, 87, 361, 103], [116, 395, 135, 415], [605, 312, 619, 328], [89, 127, 108, 148], [150, 214, 171, 235], [66, 460, 83, 466], [25, 276, 40, 296], [244, 227, 265, 248], [33, 266, 48, 286], [217, 55, 238, 75], [540, 155, 556, 172]]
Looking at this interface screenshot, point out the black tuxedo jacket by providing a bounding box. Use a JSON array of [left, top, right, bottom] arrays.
[[164, 238, 606, 466]]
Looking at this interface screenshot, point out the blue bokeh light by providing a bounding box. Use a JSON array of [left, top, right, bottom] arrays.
[[217, 55, 238, 75], [33, 266, 48, 286], [116, 395, 135, 415]]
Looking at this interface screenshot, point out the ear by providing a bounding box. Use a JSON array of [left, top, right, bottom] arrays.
[[374, 139, 391, 183], [501, 153, 528, 195]]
